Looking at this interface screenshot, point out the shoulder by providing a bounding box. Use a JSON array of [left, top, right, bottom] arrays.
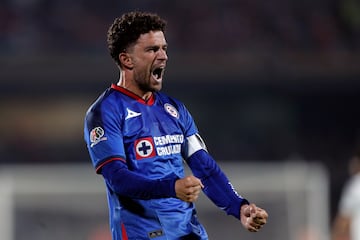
[[85, 87, 125, 121], [155, 92, 186, 109], [155, 92, 197, 128]]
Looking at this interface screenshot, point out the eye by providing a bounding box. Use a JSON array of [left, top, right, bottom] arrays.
[[148, 47, 159, 53]]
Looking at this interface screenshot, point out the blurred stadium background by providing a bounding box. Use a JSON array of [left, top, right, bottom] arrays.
[[1, 0, 360, 239]]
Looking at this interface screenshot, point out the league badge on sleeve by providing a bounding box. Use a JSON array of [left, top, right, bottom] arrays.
[[164, 103, 179, 118], [90, 127, 107, 147]]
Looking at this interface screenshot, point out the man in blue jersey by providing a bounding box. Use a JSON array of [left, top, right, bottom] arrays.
[[84, 11, 268, 240]]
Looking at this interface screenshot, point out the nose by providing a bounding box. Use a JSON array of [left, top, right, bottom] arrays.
[[157, 48, 168, 60]]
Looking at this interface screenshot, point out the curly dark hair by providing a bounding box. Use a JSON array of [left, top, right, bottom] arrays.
[[107, 11, 167, 66]]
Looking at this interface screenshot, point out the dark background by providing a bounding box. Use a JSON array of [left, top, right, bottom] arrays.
[[1, 0, 360, 223]]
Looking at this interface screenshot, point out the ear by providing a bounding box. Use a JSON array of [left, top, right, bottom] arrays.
[[119, 52, 134, 69]]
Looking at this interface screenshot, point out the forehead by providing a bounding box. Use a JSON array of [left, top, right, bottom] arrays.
[[135, 30, 167, 47]]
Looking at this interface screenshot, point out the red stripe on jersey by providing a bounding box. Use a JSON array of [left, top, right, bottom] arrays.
[[111, 84, 155, 105], [95, 157, 126, 173], [121, 223, 128, 240]]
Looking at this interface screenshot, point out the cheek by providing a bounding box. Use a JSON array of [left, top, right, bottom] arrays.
[[134, 68, 149, 83], [134, 59, 150, 72]]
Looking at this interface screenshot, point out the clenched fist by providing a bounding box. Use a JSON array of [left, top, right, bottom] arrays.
[[175, 175, 204, 202], [240, 203, 268, 232]]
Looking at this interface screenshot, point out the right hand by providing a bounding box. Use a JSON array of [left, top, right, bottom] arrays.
[[175, 175, 204, 202], [240, 203, 268, 232]]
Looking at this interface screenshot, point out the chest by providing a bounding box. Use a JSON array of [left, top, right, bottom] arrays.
[[121, 100, 183, 135], [119, 102, 186, 174]]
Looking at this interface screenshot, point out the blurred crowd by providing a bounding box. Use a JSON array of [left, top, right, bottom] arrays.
[[1, 0, 360, 55]]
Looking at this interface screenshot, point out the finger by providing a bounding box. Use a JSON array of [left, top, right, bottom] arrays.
[[254, 209, 268, 221], [186, 185, 202, 194], [185, 176, 203, 188], [253, 217, 263, 224], [253, 217, 266, 225], [190, 188, 201, 197], [184, 187, 202, 202], [257, 207, 268, 215], [250, 220, 263, 232], [184, 176, 196, 187], [186, 192, 200, 202], [254, 225, 262, 231], [253, 212, 268, 224], [248, 216, 267, 228], [192, 178, 203, 189], [247, 218, 259, 228], [248, 225, 260, 232]]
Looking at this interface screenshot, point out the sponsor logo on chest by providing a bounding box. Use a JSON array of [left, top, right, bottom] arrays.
[[134, 134, 184, 160]]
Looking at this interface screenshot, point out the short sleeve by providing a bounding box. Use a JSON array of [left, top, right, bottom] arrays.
[[84, 100, 126, 172]]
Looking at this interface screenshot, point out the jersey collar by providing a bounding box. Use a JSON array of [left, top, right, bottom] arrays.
[[111, 84, 155, 105]]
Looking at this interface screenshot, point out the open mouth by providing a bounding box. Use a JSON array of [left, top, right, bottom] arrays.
[[152, 67, 164, 80]]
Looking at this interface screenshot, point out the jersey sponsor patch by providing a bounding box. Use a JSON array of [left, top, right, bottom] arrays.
[[164, 103, 179, 118], [134, 137, 156, 159], [134, 134, 184, 159], [90, 127, 107, 147]]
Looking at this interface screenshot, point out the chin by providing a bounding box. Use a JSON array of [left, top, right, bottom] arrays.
[[152, 82, 162, 92], [152, 86, 162, 92]]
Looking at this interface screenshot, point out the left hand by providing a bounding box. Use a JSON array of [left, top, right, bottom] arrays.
[[240, 203, 268, 232]]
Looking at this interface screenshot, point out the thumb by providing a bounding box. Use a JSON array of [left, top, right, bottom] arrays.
[[249, 203, 257, 217], [241, 204, 251, 217]]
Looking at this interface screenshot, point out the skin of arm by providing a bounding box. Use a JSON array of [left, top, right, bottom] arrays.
[[331, 214, 351, 240]]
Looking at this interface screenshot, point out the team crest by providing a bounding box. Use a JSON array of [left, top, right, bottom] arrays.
[[134, 137, 156, 159], [164, 103, 179, 118], [90, 127, 107, 147]]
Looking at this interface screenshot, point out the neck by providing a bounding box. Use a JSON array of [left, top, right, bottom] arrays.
[[116, 70, 153, 101]]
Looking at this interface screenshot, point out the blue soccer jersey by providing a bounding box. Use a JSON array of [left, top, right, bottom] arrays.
[[84, 84, 208, 240]]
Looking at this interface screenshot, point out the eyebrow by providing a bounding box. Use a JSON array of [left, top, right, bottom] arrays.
[[144, 44, 168, 50]]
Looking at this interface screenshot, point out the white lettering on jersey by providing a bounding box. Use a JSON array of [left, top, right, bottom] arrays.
[[153, 134, 184, 145], [154, 134, 184, 156], [156, 144, 181, 156], [125, 108, 142, 120], [134, 134, 184, 159], [228, 182, 244, 199]]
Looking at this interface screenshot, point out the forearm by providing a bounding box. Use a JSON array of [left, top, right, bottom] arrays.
[[101, 161, 178, 199], [187, 150, 249, 219]]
